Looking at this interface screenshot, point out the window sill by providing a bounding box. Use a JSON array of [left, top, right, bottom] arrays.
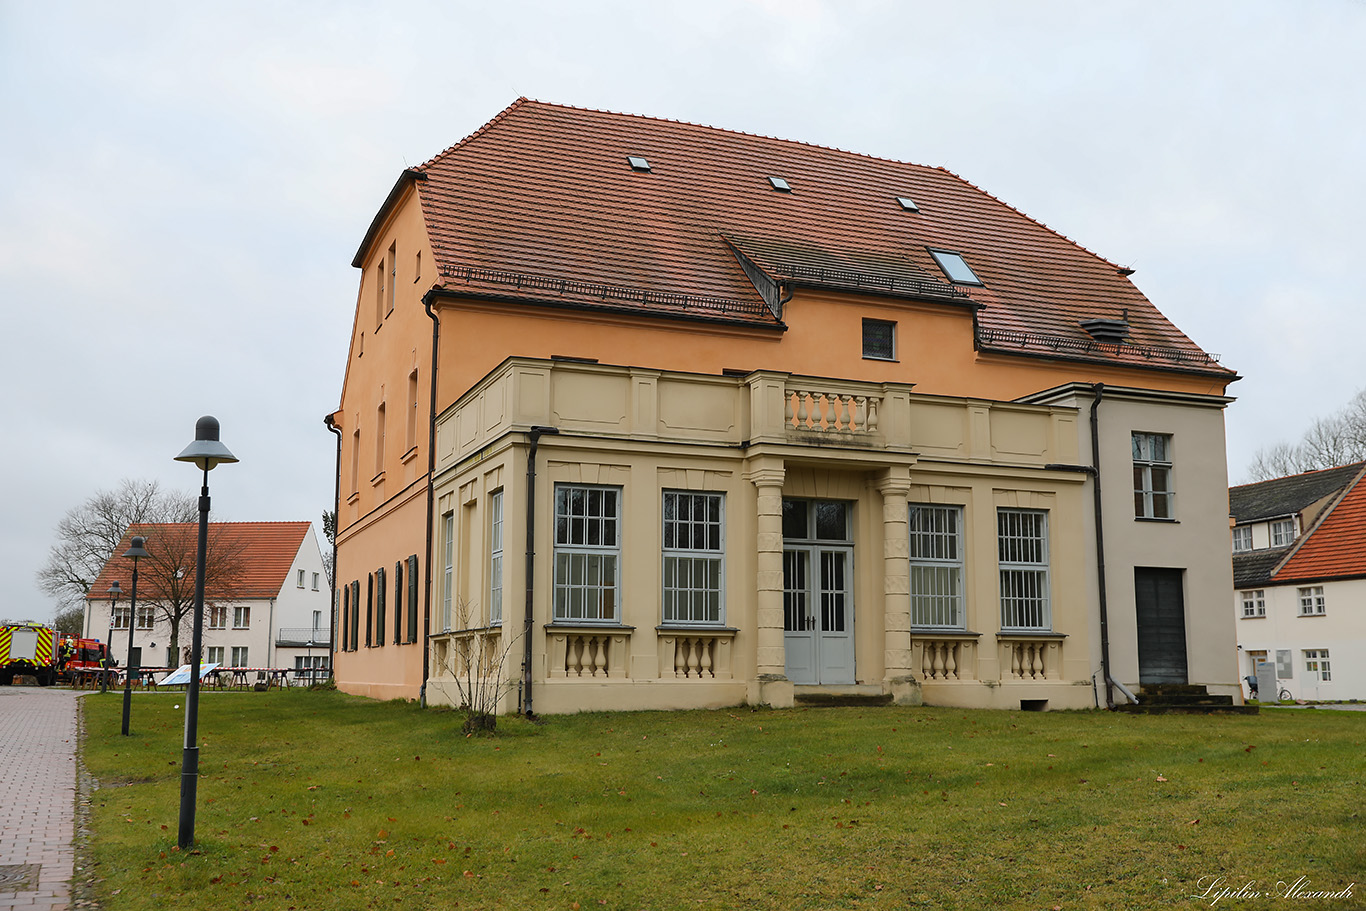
[[656, 625, 737, 635], [401, 446, 419, 465], [1134, 516, 1179, 524], [370, 471, 386, 487], [861, 355, 899, 363], [1297, 613, 1327, 619], [910, 628, 982, 639], [545, 622, 635, 632], [346, 491, 359, 505], [996, 631, 1067, 640], [1240, 615, 1267, 620]]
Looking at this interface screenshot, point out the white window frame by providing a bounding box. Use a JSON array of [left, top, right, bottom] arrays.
[[312, 572, 320, 591], [861, 318, 896, 361], [207, 605, 227, 630], [111, 605, 131, 630], [1240, 589, 1266, 618], [297, 569, 306, 588], [135, 604, 155, 630], [1304, 649, 1331, 682], [998, 508, 1050, 631], [206, 646, 224, 666], [553, 485, 621, 624], [489, 490, 504, 625], [1272, 519, 1295, 546], [661, 491, 725, 626], [1231, 526, 1252, 553], [1297, 585, 1325, 616], [908, 504, 964, 628], [233, 605, 251, 629], [230, 646, 249, 668], [1132, 432, 1174, 519], [442, 511, 454, 632]]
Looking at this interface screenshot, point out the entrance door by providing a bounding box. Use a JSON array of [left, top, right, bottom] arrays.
[[783, 545, 854, 684], [1134, 567, 1188, 685]]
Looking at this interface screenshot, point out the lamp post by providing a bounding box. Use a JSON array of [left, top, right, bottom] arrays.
[[173, 415, 238, 850], [121, 535, 150, 736], [103, 582, 122, 694]]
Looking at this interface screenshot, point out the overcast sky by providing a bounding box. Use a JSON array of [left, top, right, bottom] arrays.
[[3, 0, 1363, 626]]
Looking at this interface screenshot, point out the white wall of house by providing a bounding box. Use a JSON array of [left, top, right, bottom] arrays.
[[1234, 578, 1364, 701]]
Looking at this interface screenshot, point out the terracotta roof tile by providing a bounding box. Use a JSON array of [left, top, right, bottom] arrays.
[[1273, 471, 1366, 583], [410, 98, 1230, 375], [85, 522, 313, 602]]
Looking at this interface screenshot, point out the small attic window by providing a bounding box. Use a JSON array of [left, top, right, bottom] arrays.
[[627, 155, 651, 172], [768, 176, 792, 192], [896, 196, 919, 212], [928, 248, 983, 285]]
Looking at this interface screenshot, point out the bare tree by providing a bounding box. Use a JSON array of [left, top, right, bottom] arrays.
[[1246, 390, 1366, 481], [37, 480, 197, 608], [117, 524, 247, 665], [321, 509, 336, 590], [53, 605, 84, 639]]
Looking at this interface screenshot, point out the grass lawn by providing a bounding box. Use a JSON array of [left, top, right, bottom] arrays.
[[79, 692, 1362, 911]]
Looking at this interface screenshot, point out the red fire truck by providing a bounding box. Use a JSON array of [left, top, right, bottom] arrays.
[[58, 637, 114, 683], [1, 622, 58, 686]]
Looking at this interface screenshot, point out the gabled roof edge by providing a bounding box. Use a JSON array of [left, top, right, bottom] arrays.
[[1268, 465, 1366, 582], [351, 169, 428, 269]]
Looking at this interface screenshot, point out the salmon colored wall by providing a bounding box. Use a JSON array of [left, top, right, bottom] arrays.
[[431, 290, 1231, 417], [333, 186, 437, 699]]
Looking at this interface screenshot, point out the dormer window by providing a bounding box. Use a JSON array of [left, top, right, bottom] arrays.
[[929, 248, 982, 285], [1272, 519, 1295, 546], [768, 176, 792, 192]]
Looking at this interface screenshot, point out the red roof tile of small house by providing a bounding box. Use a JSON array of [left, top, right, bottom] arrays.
[[1273, 469, 1366, 583], [86, 522, 313, 602], [384, 98, 1230, 376]]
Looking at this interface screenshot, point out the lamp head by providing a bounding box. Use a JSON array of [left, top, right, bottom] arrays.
[[174, 415, 239, 471], [123, 535, 150, 560], [108, 581, 123, 599]]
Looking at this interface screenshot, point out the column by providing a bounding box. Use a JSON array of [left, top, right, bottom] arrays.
[[877, 467, 920, 705], [746, 460, 792, 708]]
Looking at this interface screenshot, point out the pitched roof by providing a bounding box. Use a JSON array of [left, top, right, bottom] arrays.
[[1232, 547, 1292, 588], [1273, 471, 1366, 583], [86, 522, 313, 601], [1228, 462, 1366, 523], [400, 98, 1229, 376]]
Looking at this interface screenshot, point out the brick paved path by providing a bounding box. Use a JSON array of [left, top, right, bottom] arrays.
[[0, 687, 81, 911]]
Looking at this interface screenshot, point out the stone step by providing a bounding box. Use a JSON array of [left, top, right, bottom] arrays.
[[1116, 703, 1259, 715], [794, 691, 894, 708]]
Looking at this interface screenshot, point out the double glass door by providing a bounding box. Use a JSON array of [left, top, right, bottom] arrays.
[[782, 499, 854, 685]]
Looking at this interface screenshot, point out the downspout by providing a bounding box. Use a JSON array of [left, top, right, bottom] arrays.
[[1090, 383, 1116, 709], [521, 425, 559, 718], [421, 292, 440, 707], [323, 414, 342, 680]]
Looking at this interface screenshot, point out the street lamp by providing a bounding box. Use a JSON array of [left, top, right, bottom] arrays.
[[121, 535, 150, 736], [173, 415, 238, 850], [103, 581, 122, 694]]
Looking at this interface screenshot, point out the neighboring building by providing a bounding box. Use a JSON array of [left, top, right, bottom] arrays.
[[84, 522, 329, 673], [330, 98, 1241, 711], [1230, 463, 1366, 700]]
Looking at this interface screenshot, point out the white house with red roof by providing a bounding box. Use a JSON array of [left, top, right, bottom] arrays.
[[1231, 464, 1366, 701], [84, 521, 330, 677]]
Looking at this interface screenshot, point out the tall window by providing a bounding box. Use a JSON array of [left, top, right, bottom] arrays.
[[1232, 526, 1252, 553], [375, 403, 386, 476], [350, 581, 360, 651], [1304, 649, 1331, 682], [909, 504, 964, 628], [394, 560, 404, 644], [206, 646, 224, 666], [312, 572, 320, 591], [489, 491, 504, 625], [1297, 586, 1325, 616], [230, 646, 249, 668], [375, 566, 387, 646], [208, 605, 227, 629], [111, 605, 131, 630], [661, 491, 724, 625], [406, 369, 419, 452], [407, 555, 419, 642], [297, 569, 306, 588], [375, 260, 385, 328], [233, 605, 250, 629], [386, 242, 397, 315], [1132, 432, 1174, 519], [136, 605, 155, 630], [553, 485, 621, 623], [341, 585, 349, 651], [351, 429, 361, 494], [1272, 519, 1295, 546], [998, 509, 1050, 630], [1240, 590, 1266, 619], [442, 512, 455, 631]]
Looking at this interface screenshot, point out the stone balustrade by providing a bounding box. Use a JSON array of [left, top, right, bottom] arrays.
[[784, 385, 881, 435], [657, 629, 735, 679], [999, 635, 1063, 681], [911, 634, 978, 681], [548, 627, 630, 678]]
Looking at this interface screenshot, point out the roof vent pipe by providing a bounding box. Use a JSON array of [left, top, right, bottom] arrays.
[[1079, 318, 1130, 344]]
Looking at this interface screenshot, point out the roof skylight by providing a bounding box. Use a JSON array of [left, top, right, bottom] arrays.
[[928, 248, 983, 285], [627, 155, 651, 172], [896, 196, 919, 212], [768, 176, 792, 192]]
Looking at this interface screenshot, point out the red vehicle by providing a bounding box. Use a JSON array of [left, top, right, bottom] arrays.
[[58, 637, 114, 683], [1, 622, 58, 685]]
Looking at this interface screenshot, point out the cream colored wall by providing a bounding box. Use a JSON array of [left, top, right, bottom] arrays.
[[1234, 578, 1366, 701], [1040, 386, 1240, 701], [426, 359, 1100, 712]]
